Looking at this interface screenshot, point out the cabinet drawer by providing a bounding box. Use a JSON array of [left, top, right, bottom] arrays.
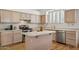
[[66, 39, 76, 46], [66, 31, 76, 34], [66, 31, 76, 39], [66, 34, 76, 39]]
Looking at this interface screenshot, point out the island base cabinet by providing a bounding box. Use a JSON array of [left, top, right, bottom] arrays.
[[25, 34, 52, 50], [13, 31, 22, 43]]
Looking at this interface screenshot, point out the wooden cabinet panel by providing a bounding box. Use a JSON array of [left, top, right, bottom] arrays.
[[12, 11, 20, 23], [20, 13, 27, 19], [26, 34, 52, 50], [31, 14, 36, 23], [66, 31, 76, 39], [66, 39, 76, 46], [66, 31, 76, 46], [1, 31, 13, 46], [13, 31, 22, 43], [40, 15, 46, 24], [31, 14, 40, 23], [20, 13, 31, 20], [0, 10, 12, 22], [65, 10, 75, 23]]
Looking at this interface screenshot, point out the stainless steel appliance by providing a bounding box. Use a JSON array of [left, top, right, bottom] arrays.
[[56, 30, 66, 44], [19, 25, 32, 43], [4, 25, 13, 30], [19, 25, 32, 32]]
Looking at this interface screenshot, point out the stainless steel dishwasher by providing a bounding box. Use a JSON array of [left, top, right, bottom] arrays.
[[56, 30, 66, 44]]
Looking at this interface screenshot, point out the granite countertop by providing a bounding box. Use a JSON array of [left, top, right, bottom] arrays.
[[22, 31, 55, 37]]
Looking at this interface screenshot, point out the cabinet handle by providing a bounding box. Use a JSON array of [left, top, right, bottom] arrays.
[[35, 36, 39, 38], [49, 33, 51, 35]]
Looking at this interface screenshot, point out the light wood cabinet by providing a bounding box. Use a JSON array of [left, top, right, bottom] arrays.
[[31, 14, 36, 23], [0, 10, 12, 23], [40, 15, 46, 24], [0, 31, 13, 46], [20, 13, 31, 20], [0, 9, 20, 23], [65, 9, 75, 23], [66, 31, 76, 46], [31, 14, 40, 23], [0, 31, 22, 46], [26, 34, 52, 50], [12, 11, 20, 23], [13, 31, 22, 43]]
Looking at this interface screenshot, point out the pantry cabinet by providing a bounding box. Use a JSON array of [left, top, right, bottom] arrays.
[[0, 31, 13, 46]]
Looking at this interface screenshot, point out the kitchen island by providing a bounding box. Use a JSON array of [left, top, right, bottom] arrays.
[[23, 31, 54, 50]]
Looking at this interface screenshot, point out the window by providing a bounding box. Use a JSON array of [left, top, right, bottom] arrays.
[[46, 10, 64, 24]]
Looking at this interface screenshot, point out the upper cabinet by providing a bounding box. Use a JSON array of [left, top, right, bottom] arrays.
[[12, 11, 20, 23], [20, 13, 31, 20], [0, 9, 20, 23], [40, 15, 46, 24], [31, 14, 40, 23], [0, 10, 12, 23], [65, 9, 75, 23], [0, 9, 40, 23]]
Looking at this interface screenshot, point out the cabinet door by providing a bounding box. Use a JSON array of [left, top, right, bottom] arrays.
[[26, 34, 52, 50], [66, 31, 76, 47], [0, 10, 12, 22], [13, 31, 22, 43], [1, 31, 13, 46], [35, 15, 40, 23], [40, 15, 46, 24], [31, 14, 36, 23], [65, 10, 75, 23], [20, 13, 27, 19], [12, 11, 20, 23]]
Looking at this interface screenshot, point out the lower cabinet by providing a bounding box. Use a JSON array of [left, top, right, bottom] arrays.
[[66, 31, 76, 47], [26, 34, 52, 50], [0, 31, 22, 46], [1, 31, 13, 46], [13, 31, 22, 43]]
